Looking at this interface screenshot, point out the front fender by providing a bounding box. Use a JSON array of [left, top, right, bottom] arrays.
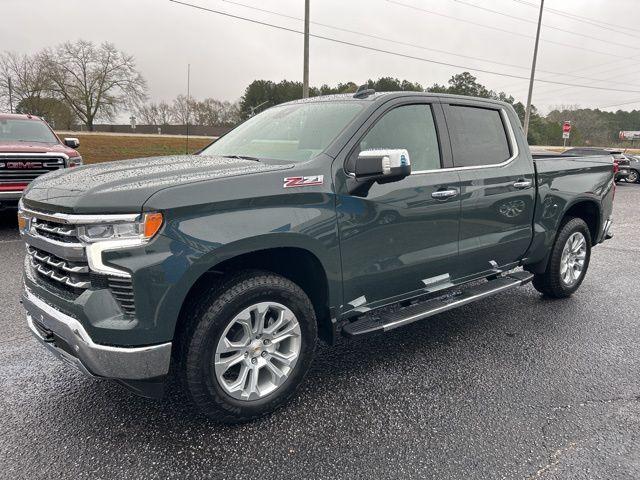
[[105, 195, 341, 344]]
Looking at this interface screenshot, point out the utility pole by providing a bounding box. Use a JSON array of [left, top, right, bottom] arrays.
[[302, 0, 310, 98], [523, 0, 544, 138], [186, 63, 190, 154], [8, 77, 14, 113]]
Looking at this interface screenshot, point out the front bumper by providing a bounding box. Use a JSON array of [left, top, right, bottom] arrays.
[[23, 287, 172, 380]]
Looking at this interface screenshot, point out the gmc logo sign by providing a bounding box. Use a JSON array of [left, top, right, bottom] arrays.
[[3, 161, 42, 169]]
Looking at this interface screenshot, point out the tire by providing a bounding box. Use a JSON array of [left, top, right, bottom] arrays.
[[532, 217, 592, 299], [182, 270, 317, 423], [628, 169, 639, 184]]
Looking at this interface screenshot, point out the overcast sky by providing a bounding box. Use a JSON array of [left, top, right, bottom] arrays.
[[3, 0, 640, 115]]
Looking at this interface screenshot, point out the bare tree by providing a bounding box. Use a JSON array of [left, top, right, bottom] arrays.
[[221, 101, 241, 125], [0, 51, 51, 112], [135, 101, 174, 125], [171, 94, 196, 125], [191, 98, 224, 126], [155, 101, 174, 125], [44, 40, 147, 131]]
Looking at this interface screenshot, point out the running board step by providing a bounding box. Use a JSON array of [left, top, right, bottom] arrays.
[[342, 271, 533, 337]]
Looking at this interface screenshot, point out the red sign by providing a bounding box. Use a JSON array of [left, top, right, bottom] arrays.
[[562, 121, 571, 134]]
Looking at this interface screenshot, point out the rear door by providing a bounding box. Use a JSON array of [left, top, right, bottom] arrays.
[[442, 101, 535, 280], [335, 99, 461, 312]]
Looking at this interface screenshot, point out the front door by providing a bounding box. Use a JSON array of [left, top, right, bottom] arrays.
[[335, 101, 461, 313], [442, 102, 535, 279]]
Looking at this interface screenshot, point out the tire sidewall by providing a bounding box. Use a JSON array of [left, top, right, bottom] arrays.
[[550, 218, 592, 296], [186, 274, 317, 420]]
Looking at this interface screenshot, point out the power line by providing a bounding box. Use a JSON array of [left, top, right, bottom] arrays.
[[534, 67, 640, 102], [598, 98, 640, 110], [169, 0, 640, 95], [386, 0, 629, 59], [492, 52, 640, 93], [510, 0, 640, 40], [452, 0, 637, 51], [217, 0, 640, 89], [219, 0, 538, 73]]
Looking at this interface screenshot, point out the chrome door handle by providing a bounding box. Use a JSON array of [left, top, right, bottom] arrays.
[[513, 180, 532, 189], [431, 188, 459, 200]]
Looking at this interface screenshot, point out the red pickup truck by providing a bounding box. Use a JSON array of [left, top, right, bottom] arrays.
[[0, 113, 82, 210]]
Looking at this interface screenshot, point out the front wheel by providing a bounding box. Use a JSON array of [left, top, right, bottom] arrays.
[[532, 217, 592, 298], [627, 169, 639, 184], [182, 271, 317, 423]]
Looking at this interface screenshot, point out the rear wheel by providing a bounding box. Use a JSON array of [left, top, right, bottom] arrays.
[[627, 169, 639, 184], [532, 217, 591, 298], [182, 271, 317, 423]]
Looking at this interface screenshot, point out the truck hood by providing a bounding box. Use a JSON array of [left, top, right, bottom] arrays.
[[0, 141, 76, 156], [22, 154, 292, 213]]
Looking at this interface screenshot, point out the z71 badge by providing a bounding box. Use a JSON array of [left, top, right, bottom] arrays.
[[283, 175, 324, 188]]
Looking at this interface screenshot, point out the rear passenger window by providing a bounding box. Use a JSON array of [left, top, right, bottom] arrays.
[[447, 105, 511, 167], [358, 104, 441, 172]]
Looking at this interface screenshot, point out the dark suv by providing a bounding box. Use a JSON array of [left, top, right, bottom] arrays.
[[0, 114, 82, 210]]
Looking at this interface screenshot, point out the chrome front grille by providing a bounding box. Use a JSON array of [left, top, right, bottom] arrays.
[[0, 156, 65, 184], [32, 219, 77, 242], [29, 247, 91, 289], [22, 208, 137, 316]]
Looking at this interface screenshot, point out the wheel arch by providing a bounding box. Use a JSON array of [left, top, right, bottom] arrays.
[[525, 197, 600, 274], [562, 198, 601, 243], [172, 243, 337, 354]]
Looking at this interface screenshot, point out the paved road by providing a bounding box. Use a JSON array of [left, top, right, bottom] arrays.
[[1, 185, 639, 480]]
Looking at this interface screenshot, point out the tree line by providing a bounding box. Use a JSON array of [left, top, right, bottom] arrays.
[[2, 40, 640, 145], [237, 73, 640, 147], [135, 95, 240, 127]]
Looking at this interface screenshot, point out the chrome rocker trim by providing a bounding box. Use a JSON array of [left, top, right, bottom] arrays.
[[24, 288, 172, 380]]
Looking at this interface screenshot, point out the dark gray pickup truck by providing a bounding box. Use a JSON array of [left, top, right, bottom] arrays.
[[18, 91, 615, 422]]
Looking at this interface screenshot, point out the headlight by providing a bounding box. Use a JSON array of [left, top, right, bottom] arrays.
[[77, 212, 163, 243], [66, 156, 83, 168]]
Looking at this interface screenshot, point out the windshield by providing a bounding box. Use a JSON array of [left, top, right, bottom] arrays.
[[201, 101, 364, 162], [0, 118, 59, 144]]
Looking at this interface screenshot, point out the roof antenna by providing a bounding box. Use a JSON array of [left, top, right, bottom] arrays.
[[353, 85, 375, 99]]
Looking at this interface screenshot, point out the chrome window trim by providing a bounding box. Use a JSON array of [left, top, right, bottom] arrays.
[[411, 109, 519, 175], [346, 108, 520, 178], [19, 202, 140, 225]]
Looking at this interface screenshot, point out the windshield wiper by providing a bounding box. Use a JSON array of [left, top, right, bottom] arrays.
[[224, 155, 261, 162]]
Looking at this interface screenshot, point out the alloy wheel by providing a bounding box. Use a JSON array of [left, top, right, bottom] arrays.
[[214, 302, 302, 401], [560, 232, 587, 286]]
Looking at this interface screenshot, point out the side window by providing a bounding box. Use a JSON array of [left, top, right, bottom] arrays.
[[446, 105, 511, 167], [357, 104, 441, 172]]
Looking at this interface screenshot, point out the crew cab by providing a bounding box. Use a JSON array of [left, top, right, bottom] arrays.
[[0, 114, 82, 210], [18, 91, 614, 422]]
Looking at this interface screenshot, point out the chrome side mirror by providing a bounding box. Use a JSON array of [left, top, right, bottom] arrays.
[[354, 149, 411, 181], [64, 137, 80, 149]]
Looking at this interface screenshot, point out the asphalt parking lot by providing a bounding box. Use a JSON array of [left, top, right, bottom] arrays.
[[1, 184, 639, 480]]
